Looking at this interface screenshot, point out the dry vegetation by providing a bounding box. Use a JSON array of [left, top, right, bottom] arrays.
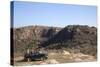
[[12, 25, 97, 66]]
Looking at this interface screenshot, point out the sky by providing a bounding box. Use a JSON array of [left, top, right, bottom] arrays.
[[12, 1, 97, 28]]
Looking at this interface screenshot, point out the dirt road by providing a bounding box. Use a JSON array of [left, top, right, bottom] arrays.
[[13, 50, 96, 66]]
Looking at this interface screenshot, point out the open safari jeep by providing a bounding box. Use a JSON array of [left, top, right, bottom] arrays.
[[24, 50, 48, 61]]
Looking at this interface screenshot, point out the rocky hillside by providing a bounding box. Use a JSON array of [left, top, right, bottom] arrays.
[[13, 25, 61, 54], [13, 25, 97, 56], [40, 25, 97, 56]]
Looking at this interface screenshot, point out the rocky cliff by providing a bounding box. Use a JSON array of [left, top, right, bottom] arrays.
[[13, 25, 61, 54], [40, 25, 97, 56], [12, 25, 97, 56]]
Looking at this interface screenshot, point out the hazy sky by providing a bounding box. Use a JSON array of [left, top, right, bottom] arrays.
[[12, 1, 97, 28]]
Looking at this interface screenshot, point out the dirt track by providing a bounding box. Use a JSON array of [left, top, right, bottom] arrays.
[[13, 50, 97, 66]]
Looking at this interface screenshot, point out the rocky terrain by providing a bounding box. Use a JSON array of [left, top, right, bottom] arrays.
[[40, 25, 97, 56], [12, 25, 97, 65], [14, 50, 96, 66], [13, 25, 61, 56]]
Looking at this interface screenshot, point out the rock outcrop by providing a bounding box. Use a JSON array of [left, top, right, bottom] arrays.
[[40, 25, 97, 56], [13, 25, 61, 54], [12, 25, 97, 57]]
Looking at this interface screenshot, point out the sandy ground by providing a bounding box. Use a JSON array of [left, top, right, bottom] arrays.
[[13, 50, 97, 66]]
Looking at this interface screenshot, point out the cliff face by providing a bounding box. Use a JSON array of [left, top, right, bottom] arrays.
[[13, 25, 97, 56], [13, 25, 61, 53], [40, 25, 97, 56]]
